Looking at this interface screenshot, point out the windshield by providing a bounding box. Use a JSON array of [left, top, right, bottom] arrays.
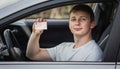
[[0, 0, 22, 9]]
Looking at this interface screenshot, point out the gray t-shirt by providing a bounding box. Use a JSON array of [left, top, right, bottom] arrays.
[[47, 40, 103, 61]]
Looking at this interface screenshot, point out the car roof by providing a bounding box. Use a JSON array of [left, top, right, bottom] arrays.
[[0, 0, 21, 9], [0, 0, 47, 19]]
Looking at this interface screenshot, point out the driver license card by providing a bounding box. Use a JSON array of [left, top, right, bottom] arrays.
[[35, 22, 47, 30]]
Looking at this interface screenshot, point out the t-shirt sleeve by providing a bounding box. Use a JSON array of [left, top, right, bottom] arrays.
[[46, 46, 56, 61], [46, 43, 65, 61]]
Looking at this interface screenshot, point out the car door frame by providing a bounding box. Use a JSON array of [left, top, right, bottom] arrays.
[[114, 0, 120, 69], [0, 0, 118, 69]]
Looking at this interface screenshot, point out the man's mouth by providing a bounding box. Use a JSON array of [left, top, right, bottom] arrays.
[[73, 28, 82, 31]]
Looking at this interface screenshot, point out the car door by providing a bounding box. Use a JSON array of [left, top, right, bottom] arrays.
[[115, 0, 120, 68], [0, 0, 118, 69]]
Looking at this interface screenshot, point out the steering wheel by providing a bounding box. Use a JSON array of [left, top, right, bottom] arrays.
[[3, 29, 24, 61]]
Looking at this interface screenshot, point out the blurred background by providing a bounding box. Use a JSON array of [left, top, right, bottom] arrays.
[[27, 4, 92, 19]]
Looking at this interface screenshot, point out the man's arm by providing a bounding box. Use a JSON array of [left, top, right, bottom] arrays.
[[26, 18, 52, 61]]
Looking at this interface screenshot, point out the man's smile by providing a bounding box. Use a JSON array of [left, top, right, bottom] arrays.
[[73, 28, 83, 31]]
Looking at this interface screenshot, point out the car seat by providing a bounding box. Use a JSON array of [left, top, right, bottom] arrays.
[[97, 23, 113, 51], [97, 23, 114, 62]]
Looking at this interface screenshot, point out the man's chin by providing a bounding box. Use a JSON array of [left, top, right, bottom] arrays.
[[73, 33, 84, 36]]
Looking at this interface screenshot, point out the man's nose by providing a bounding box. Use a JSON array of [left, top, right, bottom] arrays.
[[75, 20, 80, 25]]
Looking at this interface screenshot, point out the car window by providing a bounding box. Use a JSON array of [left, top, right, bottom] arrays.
[[22, 3, 103, 61], [23, 3, 116, 62], [1, 2, 117, 62]]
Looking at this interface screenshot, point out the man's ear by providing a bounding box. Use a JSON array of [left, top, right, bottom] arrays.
[[90, 21, 96, 29]]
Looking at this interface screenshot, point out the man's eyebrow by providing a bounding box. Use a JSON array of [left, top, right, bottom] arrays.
[[71, 16, 76, 18]]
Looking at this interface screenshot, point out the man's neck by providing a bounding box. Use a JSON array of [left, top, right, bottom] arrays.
[[73, 34, 92, 48]]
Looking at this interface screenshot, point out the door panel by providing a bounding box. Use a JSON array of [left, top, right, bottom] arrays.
[[0, 62, 116, 69], [117, 63, 120, 69]]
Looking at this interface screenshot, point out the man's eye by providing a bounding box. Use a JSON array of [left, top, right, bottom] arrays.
[[71, 19, 76, 21], [82, 18, 87, 21]]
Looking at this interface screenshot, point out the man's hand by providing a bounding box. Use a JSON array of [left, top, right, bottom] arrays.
[[32, 18, 47, 35]]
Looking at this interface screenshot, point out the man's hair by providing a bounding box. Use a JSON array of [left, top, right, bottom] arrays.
[[70, 4, 95, 22]]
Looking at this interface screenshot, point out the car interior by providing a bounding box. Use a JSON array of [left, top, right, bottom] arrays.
[[0, 2, 118, 62]]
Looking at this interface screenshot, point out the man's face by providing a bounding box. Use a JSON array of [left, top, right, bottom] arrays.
[[69, 11, 96, 37]]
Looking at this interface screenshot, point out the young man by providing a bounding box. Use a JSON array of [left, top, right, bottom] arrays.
[[26, 4, 103, 61]]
